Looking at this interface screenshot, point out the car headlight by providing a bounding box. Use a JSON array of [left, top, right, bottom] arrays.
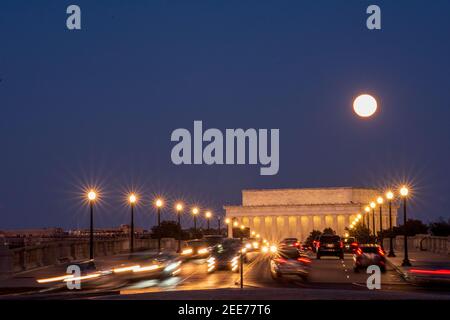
[[262, 246, 269, 253], [270, 245, 277, 253], [164, 261, 181, 272], [252, 242, 259, 248], [197, 248, 208, 255], [181, 248, 193, 255], [245, 243, 252, 249]]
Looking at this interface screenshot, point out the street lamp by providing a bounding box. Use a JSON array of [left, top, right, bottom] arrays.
[[129, 194, 137, 253], [370, 201, 376, 240], [175, 202, 183, 253], [155, 198, 164, 252], [87, 190, 96, 260], [377, 196, 384, 247], [400, 186, 411, 266], [205, 211, 212, 232], [386, 190, 396, 257], [192, 207, 199, 233], [364, 206, 370, 230]]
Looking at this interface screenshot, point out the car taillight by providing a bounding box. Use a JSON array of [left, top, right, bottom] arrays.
[[356, 248, 363, 255], [378, 248, 385, 256], [274, 258, 287, 264], [294, 242, 300, 247], [351, 242, 358, 247], [339, 241, 343, 248], [297, 257, 311, 264], [316, 241, 320, 248]]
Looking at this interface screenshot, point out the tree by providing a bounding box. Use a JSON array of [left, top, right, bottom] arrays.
[[347, 225, 373, 244], [304, 230, 322, 246], [322, 227, 336, 235], [393, 219, 428, 236], [429, 218, 450, 236]]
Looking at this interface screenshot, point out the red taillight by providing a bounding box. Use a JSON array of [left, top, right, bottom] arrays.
[[356, 248, 362, 255], [410, 269, 450, 275], [378, 248, 385, 256], [294, 242, 300, 247], [339, 241, 343, 248], [297, 257, 311, 264], [316, 241, 320, 248], [351, 242, 358, 247], [274, 258, 287, 264]]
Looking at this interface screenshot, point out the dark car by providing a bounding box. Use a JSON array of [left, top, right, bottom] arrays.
[[204, 235, 225, 247], [207, 239, 245, 273], [342, 237, 358, 253], [316, 234, 344, 259], [279, 238, 300, 250], [353, 244, 386, 272], [270, 248, 311, 280]]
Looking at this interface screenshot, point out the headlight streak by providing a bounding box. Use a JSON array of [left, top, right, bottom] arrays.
[[197, 248, 208, 255], [181, 248, 193, 255], [36, 275, 74, 283], [164, 261, 182, 272], [113, 265, 140, 273]]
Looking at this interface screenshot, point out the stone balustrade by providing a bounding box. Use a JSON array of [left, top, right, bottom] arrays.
[[383, 234, 450, 255], [0, 237, 179, 278]]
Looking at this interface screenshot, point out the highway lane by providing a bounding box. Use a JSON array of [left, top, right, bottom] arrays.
[[2, 251, 450, 299]]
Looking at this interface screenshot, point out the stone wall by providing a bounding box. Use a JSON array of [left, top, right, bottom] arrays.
[[0, 237, 178, 278], [383, 234, 450, 255]]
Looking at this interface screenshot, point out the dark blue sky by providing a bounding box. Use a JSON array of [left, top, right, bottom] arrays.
[[1, 1, 449, 230]]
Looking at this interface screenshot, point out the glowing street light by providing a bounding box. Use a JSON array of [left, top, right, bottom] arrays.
[[87, 190, 97, 260], [192, 207, 199, 232], [205, 211, 212, 232], [386, 190, 396, 257], [154, 198, 164, 253], [129, 193, 137, 253], [175, 202, 183, 253], [400, 186, 411, 266]]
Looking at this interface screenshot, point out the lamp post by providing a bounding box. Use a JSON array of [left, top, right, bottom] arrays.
[[205, 211, 212, 233], [175, 203, 183, 253], [192, 207, 199, 233], [155, 198, 163, 253], [400, 186, 411, 266], [386, 190, 396, 257], [370, 201, 376, 240], [87, 190, 96, 260], [377, 196, 384, 248], [365, 206, 370, 232], [217, 217, 221, 235], [129, 194, 137, 253], [239, 225, 245, 289]]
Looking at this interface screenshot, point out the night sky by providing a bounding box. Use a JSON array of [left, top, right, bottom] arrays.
[[1, 1, 449, 230]]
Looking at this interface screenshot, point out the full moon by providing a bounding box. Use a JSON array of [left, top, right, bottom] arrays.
[[353, 94, 377, 117]]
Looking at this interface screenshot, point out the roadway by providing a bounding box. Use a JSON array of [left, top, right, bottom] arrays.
[[3, 251, 450, 299]]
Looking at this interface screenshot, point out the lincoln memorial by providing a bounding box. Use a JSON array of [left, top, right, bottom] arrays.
[[224, 187, 399, 242]]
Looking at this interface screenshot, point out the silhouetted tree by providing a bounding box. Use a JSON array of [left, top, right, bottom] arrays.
[[323, 227, 336, 235], [429, 218, 450, 236], [151, 220, 183, 238], [305, 230, 322, 246], [393, 219, 428, 236], [347, 225, 373, 243]]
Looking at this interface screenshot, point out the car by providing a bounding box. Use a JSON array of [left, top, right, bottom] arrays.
[[342, 237, 358, 253], [243, 237, 261, 252], [353, 244, 386, 272], [110, 252, 183, 280], [316, 234, 344, 259], [279, 238, 300, 250], [270, 248, 311, 280], [206, 239, 246, 273], [181, 239, 211, 259], [301, 244, 312, 251], [203, 235, 225, 247]]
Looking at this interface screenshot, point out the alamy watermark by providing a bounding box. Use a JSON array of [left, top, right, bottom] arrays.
[[170, 121, 279, 176]]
